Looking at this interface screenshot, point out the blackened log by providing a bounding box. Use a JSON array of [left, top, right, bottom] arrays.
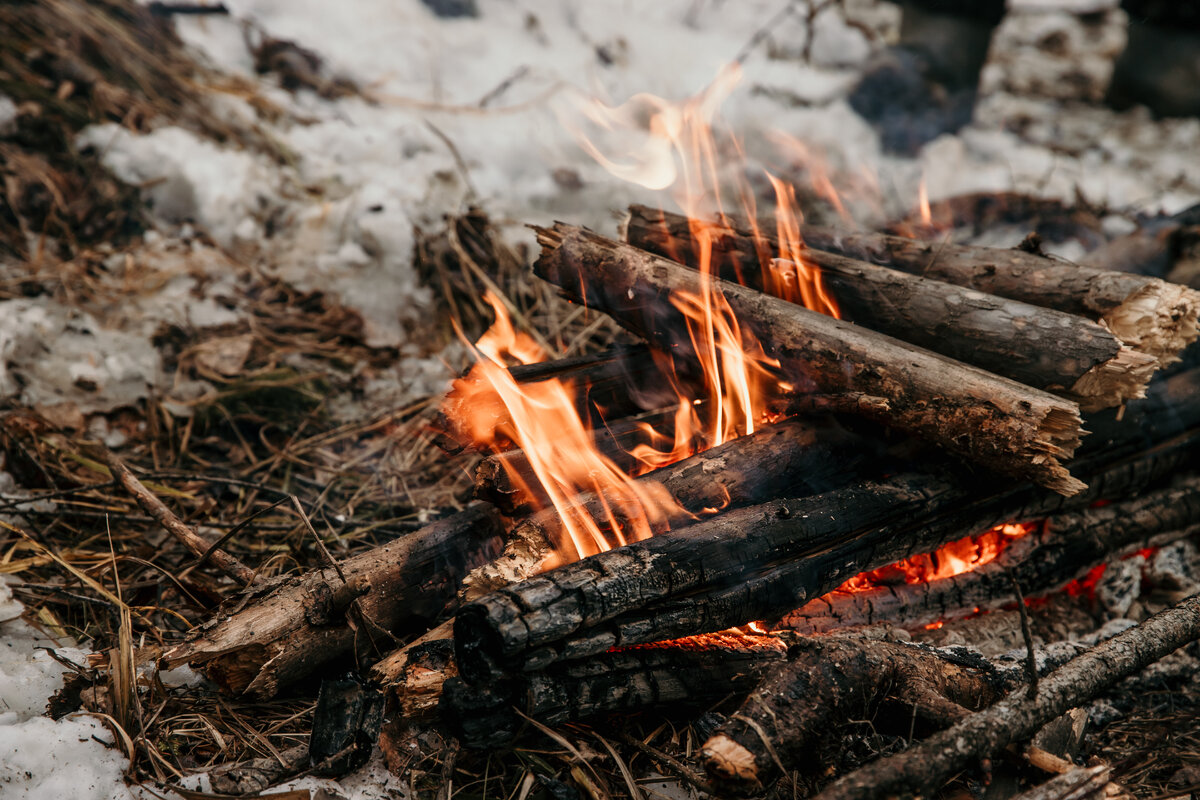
[[162, 503, 505, 698], [536, 223, 1086, 494], [454, 369, 1200, 684], [625, 204, 1200, 365], [441, 632, 787, 749], [806, 590, 1200, 800], [624, 208, 1154, 411], [461, 415, 872, 598], [778, 477, 1200, 634]]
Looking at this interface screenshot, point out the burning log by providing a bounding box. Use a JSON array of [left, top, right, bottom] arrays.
[[461, 415, 870, 597], [778, 477, 1200, 634], [535, 223, 1086, 494], [797, 589, 1200, 800], [439, 632, 787, 749], [161, 503, 505, 698], [623, 207, 1157, 411], [453, 368, 1200, 685], [625, 204, 1200, 366]]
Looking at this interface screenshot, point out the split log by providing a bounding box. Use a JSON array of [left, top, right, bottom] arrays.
[[454, 369, 1200, 684], [625, 204, 1200, 365], [161, 503, 506, 698], [1008, 767, 1113, 800], [778, 477, 1200, 634], [536, 223, 1086, 494], [440, 632, 787, 749], [623, 208, 1156, 410], [461, 415, 872, 598], [804, 589, 1200, 800]]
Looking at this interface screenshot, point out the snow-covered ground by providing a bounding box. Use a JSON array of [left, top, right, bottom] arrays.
[[5, 0, 1200, 796]]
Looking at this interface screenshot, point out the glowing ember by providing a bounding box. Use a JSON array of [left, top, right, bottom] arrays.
[[837, 522, 1039, 593]]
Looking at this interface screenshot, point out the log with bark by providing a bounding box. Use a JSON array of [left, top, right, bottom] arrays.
[[453, 368, 1200, 685], [623, 207, 1157, 410], [439, 631, 787, 749], [778, 477, 1200, 634], [160, 503, 506, 698], [625, 204, 1200, 365], [535, 223, 1086, 494]]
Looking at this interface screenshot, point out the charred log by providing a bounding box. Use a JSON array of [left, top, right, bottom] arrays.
[[536, 223, 1086, 494], [779, 477, 1200, 633], [624, 207, 1155, 410], [441, 632, 787, 749], [162, 503, 505, 698], [461, 415, 872, 598], [625, 204, 1200, 366]]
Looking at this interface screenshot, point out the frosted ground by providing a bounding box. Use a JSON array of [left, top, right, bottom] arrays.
[[3, 0, 1200, 797]]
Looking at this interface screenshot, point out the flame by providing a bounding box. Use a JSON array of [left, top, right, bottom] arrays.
[[918, 176, 932, 228], [838, 522, 1038, 593], [445, 293, 683, 562]]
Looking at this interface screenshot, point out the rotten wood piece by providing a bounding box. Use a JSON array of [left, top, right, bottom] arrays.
[[162, 503, 505, 698], [806, 589, 1200, 800], [536, 223, 1086, 494], [625, 204, 1200, 366], [441, 631, 787, 749], [461, 415, 870, 599], [624, 207, 1156, 410], [779, 477, 1200, 634], [453, 369, 1200, 685]]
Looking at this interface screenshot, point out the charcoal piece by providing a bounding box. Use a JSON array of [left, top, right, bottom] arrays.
[[309, 675, 385, 776]]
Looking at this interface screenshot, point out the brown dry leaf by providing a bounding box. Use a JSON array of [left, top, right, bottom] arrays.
[[34, 401, 86, 432]]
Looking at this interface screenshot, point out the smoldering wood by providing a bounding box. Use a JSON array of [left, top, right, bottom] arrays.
[[625, 204, 1200, 366], [807, 590, 1200, 800], [441, 632, 787, 750], [778, 477, 1200, 634], [162, 503, 506, 699], [454, 369, 1200, 684], [461, 415, 873, 599], [536, 223, 1086, 495], [623, 207, 1156, 410]]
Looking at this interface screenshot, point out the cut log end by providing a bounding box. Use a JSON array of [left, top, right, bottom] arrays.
[[1069, 346, 1157, 412], [458, 519, 553, 602], [702, 735, 762, 790], [1105, 282, 1200, 365], [1032, 407, 1086, 497]]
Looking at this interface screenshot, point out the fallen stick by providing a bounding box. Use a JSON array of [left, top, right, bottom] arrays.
[[778, 477, 1200, 634], [624, 207, 1156, 410], [535, 223, 1086, 494], [162, 503, 506, 698], [806, 589, 1200, 800], [625, 204, 1200, 365], [102, 449, 257, 586]]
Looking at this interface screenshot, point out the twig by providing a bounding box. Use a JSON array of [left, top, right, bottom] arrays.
[[619, 732, 718, 796], [1009, 572, 1039, 699], [101, 449, 257, 586]]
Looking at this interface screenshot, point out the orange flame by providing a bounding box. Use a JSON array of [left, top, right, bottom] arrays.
[[445, 293, 683, 562], [838, 522, 1038, 593]]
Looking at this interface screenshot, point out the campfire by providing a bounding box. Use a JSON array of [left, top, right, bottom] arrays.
[[8, 2, 1200, 798], [154, 64, 1200, 799]]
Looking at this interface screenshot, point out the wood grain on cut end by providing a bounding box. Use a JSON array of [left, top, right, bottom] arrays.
[[1105, 281, 1200, 365], [1069, 346, 1157, 411], [702, 736, 761, 788]]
